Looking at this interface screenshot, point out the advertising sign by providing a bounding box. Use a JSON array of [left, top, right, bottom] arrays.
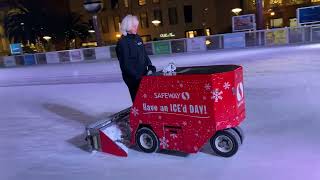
[[10, 43, 23, 55], [153, 41, 171, 55], [266, 29, 287, 45], [70, 50, 84, 62], [232, 14, 256, 32], [187, 37, 206, 52], [297, 5, 320, 26], [83, 48, 96, 60], [224, 33, 245, 49], [3, 56, 16, 67], [46, 52, 60, 64], [24, 54, 36, 65]]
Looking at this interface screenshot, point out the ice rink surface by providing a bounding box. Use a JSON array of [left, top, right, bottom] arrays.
[[1, 44, 320, 180]]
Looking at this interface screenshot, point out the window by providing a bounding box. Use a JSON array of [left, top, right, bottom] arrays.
[[124, 0, 129, 7], [184, 5, 192, 23], [205, 28, 211, 36], [168, 7, 178, 25], [153, 9, 163, 26], [153, 0, 160, 3], [101, 17, 109, 33], [186, 31, 196, 38], [114, 16, 120, 31], [270, 18, 283, 28], [138, 0, 146, 6], [290, 18, 297, 27], [111, 0, 119, 9], [140, 12, 149, 28]]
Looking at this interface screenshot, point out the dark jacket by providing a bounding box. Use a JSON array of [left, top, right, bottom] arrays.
[[116, 34, 152, 80]]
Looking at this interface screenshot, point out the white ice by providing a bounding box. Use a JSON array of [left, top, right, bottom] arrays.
[[1, 44, 320, 180]]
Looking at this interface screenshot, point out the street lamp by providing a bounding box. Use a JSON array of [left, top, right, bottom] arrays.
[[231, 8, 242, 16], [43, 36, 52, 41], [83, 0, 104, 46], [152, 20, 161, 27]]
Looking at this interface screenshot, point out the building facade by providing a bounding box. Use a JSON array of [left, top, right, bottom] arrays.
[[69, 0, 241, 44], [0, 1, 10, 55], [243, 0, 320, 29]]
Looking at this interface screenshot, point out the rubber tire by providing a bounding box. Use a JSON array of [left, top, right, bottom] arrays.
[[136, 127, 159, 153], [232, 126, 245, 144], [210, 129, 241, 157]]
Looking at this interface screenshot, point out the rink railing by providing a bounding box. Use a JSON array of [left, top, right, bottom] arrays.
[[1, 24, 320, 67]]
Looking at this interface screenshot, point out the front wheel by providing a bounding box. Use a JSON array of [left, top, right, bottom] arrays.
[[210, 129, 241, 157], [136, 127, 159, 153]]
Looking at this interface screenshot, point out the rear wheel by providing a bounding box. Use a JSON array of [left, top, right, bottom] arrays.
[[232, 126, 244, 144], [136, 127, 159, 153], [210, 129, 241, 157]]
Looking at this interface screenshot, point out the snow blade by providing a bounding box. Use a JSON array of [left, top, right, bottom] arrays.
[[98, 122, 129, 157]]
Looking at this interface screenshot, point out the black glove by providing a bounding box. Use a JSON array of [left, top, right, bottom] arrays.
[[148, 65, 157, 73]]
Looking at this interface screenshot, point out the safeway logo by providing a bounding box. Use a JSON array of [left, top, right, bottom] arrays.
[[236, 82, 244, 102], [181, 92, 190, 100]]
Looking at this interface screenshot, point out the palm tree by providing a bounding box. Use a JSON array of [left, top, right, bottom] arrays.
[[53, 13, 90, 49], [4, 1, 90, 50]]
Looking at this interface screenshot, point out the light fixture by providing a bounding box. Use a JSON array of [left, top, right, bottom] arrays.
[[270, 12, 275, 16], [116, 33, 121, 38], [43, 36, 52, 40], [205, 40, 211, 45], [20, 22, 24, 25], [152, 20, 161, 26], [88, 30, 95, 33], [231, 8, 242, 15]]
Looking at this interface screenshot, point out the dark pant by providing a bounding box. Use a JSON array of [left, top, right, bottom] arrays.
[[123, 76, 141, 102]]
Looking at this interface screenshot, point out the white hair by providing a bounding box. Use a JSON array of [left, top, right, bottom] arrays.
[[120, 14, 139, 36]]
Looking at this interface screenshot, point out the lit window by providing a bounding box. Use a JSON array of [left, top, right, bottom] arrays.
[[270, 18, 283, 28], [124, 0, 129, 7], [186, 31, 196, 38], [138, 0, 146, 5], [312, 0, 320, 2], [290, 18, 297, 27], [205, 28, 211, 36]]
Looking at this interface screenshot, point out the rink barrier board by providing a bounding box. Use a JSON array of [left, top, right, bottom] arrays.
[[1, 25, 320, 68]]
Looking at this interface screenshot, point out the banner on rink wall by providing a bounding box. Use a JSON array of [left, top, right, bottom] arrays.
[[110, 46, 117, 59], [3, 56, 16, 67], [15, 55, 24, 65], [187, 37, 206, 52], [36, 53, 47, 64], [58, 51, 71, 62], [24, 54, 36, 65], [311, 26, 320, 42], [95, 47, 110, 59], [224, 33, 245, 48], [144, 43, 154, 55], [171, 40, 186, 53], [46, 52, 60, 64], [154, 41, 171, 54], [266, 29, 287, 45], [83, 48, 96, 60], [70, 50, 84, 62]]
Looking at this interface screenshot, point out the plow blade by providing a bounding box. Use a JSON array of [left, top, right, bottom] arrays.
[[86, 107, 131, 157]]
